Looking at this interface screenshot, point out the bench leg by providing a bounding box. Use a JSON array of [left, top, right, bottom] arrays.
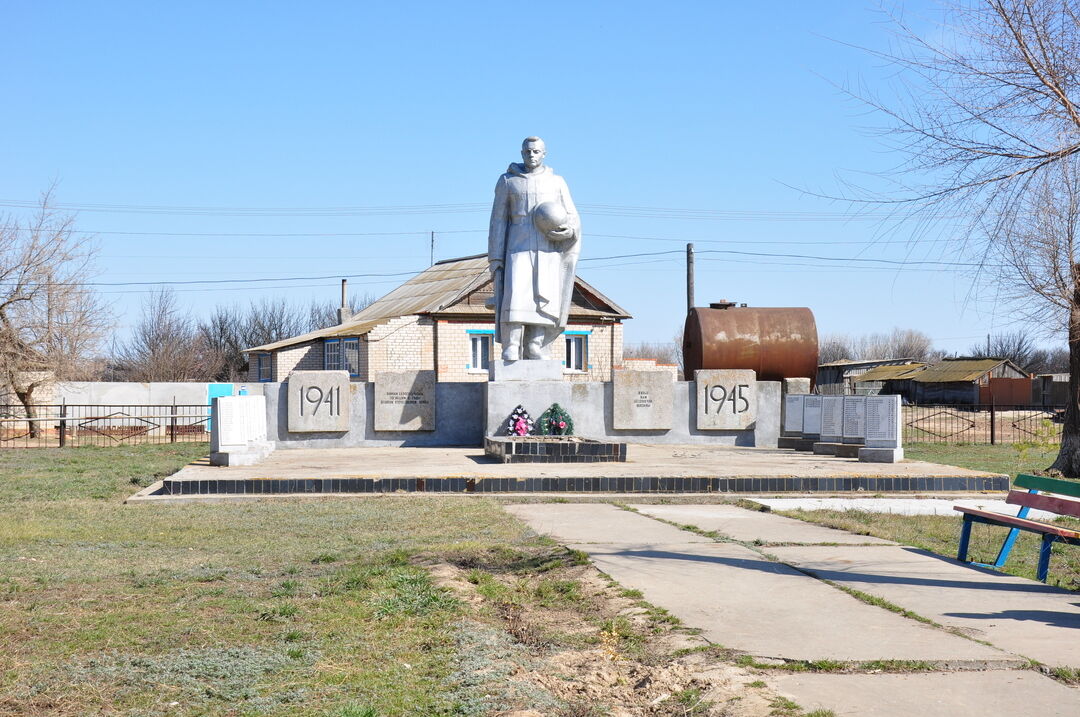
[[992, 501, 1032, 568], [1037, 535, 1056, 583], [958, 515, 974, 563]]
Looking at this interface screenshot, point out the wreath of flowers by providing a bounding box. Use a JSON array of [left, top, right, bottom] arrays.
[[506, 405, 534, 436], [538, 403, 574, 436]]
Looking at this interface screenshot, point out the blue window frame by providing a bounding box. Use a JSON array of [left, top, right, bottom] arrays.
[[255, 353, 272, 382], [467, 329, 494, 371], [324, 338, 361, 377]]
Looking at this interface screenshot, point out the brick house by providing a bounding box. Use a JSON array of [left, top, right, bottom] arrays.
[[244, 254, 631, 383]]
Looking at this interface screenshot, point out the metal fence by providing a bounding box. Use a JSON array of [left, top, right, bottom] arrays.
[[0, 404, 211, 448], [904, 404, 1064, 445]]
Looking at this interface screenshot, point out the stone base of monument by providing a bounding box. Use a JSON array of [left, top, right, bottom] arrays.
[[489, 359, 563, 382], [210, 440, 275, 467], [484, 435, 627, 464], [812, 442, 842, 456], [834, 443, 862, 458], [858, 447, 904, 463], [778, 436, 816, 451]]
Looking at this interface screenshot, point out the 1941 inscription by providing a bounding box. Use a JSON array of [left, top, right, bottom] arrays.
[[287, 370, 351, 433]]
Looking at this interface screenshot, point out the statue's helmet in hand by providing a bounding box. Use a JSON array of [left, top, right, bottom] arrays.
[[532, 201, 569, 238]]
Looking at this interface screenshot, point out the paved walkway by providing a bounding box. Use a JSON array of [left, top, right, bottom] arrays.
[[504, 503, 1080, 716]]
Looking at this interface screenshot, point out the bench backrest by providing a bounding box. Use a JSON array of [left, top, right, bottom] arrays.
[[1012, 473, 1080, 498], [1006, 489, 1080, 519]]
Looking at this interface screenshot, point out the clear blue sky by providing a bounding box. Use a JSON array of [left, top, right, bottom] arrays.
[[1, 1, 1036, 355]]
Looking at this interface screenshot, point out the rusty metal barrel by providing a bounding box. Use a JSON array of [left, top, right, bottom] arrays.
[[682, 303, 819, 384]]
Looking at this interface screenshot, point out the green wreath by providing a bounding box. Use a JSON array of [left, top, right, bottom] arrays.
[[538, 403, 574, 436]]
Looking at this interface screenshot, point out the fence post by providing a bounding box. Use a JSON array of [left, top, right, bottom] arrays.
[[990, 399, 996, 445], [170, 402, 177, 444], [58, 402, 66, 448]]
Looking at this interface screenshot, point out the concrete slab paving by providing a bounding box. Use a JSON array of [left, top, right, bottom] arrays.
[[757, 497, 1058, 520], [166, 445, 1000, 481], [630, 504, 896, 544], [768, 545, 1080, 668], [771, 670, 1078, 717], [566, 541, 1009, 663], [503, 504, 711, 544]]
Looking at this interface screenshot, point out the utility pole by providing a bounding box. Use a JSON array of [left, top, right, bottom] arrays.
[[686, 243, 695, 314], [430, 231, 435, 266]]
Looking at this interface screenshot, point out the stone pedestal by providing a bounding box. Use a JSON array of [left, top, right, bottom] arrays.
[[490, 359, 563, 382], [858, 447, 904, 463], [812, 442, 842, 456]]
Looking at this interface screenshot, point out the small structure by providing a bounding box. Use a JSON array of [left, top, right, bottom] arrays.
[[1033, 374, 1068, 407], [243, 254, 630, 384], [909, 357, 1029, 405], [816, 358, 921, 396]]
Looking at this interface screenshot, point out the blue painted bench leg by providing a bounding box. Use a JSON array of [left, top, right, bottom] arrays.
[[958, 515, 974, 563], [1037, 535, 1056, 583], [991, 490, 1034, 568]]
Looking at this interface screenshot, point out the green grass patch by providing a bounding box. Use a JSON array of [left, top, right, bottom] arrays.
[[0, 443, 207, 501], [0, 444, 542, 715], [905, 442, 1059, 476]]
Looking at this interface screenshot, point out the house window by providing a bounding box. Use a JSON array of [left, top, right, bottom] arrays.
[[469, 334, 492, 371], [565, 334, 587, 372], [256, 353, 272, 382], [325, 338, 361, 377]]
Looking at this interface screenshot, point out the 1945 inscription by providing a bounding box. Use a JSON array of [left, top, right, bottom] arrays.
[[696, 369, 756, 430]]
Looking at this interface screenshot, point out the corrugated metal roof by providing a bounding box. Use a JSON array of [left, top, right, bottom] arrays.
[[853, 363, 928, 382], [246, 254, 631, 353], [910, 358, 1013, 383], [818, 358, 916, 368]]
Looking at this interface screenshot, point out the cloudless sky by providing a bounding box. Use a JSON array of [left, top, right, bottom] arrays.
[[1, 1, 1042, 354]]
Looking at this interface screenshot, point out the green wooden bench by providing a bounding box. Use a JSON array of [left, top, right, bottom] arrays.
[[954, 473, 1080, 582]]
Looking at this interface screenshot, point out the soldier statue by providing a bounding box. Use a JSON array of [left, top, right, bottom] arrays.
[[487, 136, 581, 361]]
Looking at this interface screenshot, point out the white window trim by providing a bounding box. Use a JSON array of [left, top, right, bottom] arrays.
[[468, 333, 493, 372], [564, 334, 588, 373]]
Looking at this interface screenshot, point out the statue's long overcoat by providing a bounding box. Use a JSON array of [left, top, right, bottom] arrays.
[[487, 163, 581, 343]]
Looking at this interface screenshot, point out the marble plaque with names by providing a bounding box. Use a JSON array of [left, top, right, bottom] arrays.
[[783, 394, 804, 434], [213, 395, 267, 450], [865, 394, 901, 448], [820, 396, 844, 440], [695, 369, 757, 430], [842, 396, 866, 443], [613, 370, 673, 430], [802, 395, 823, 436], [374, 370, 436, 431], [288, 370, 351, 432]]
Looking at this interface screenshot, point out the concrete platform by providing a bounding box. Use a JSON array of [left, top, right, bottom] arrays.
[[630, 504, 896, 545], [772, 670, 1078, 717], [756, 497, 1059, 520], [768, 545, 1080, 668], [144, 445, 1006, 497]]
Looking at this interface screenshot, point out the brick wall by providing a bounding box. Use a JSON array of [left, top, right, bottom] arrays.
[[368, 315, 435, 374], [437, 319, 622, 382], [272, 341, 322, 381]]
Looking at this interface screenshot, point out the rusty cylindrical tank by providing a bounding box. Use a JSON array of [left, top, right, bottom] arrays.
[[682, 303, 818, 385]]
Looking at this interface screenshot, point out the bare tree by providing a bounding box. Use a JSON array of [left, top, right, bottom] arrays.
[[843, 1, 1080, 474], [0, 195, 110, 434], [307, 293, 375, 331], [112, 289, 221, 381], [819, 328, 940, 363], [967, 331, 1039, 370]]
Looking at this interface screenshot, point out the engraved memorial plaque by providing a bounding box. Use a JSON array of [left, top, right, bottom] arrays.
[[374, 370, 436, 431], [802, 395, 823, 436], [842, 396, 866, 443], [865, 395, 901, 448], [820, 396, 844, 441], [613, 370, 673, 430], [783, 394, 804, 434]]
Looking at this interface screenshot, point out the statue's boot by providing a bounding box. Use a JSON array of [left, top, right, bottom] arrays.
[[524, 325, 549, 359], [502, 323, 523, 361]]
